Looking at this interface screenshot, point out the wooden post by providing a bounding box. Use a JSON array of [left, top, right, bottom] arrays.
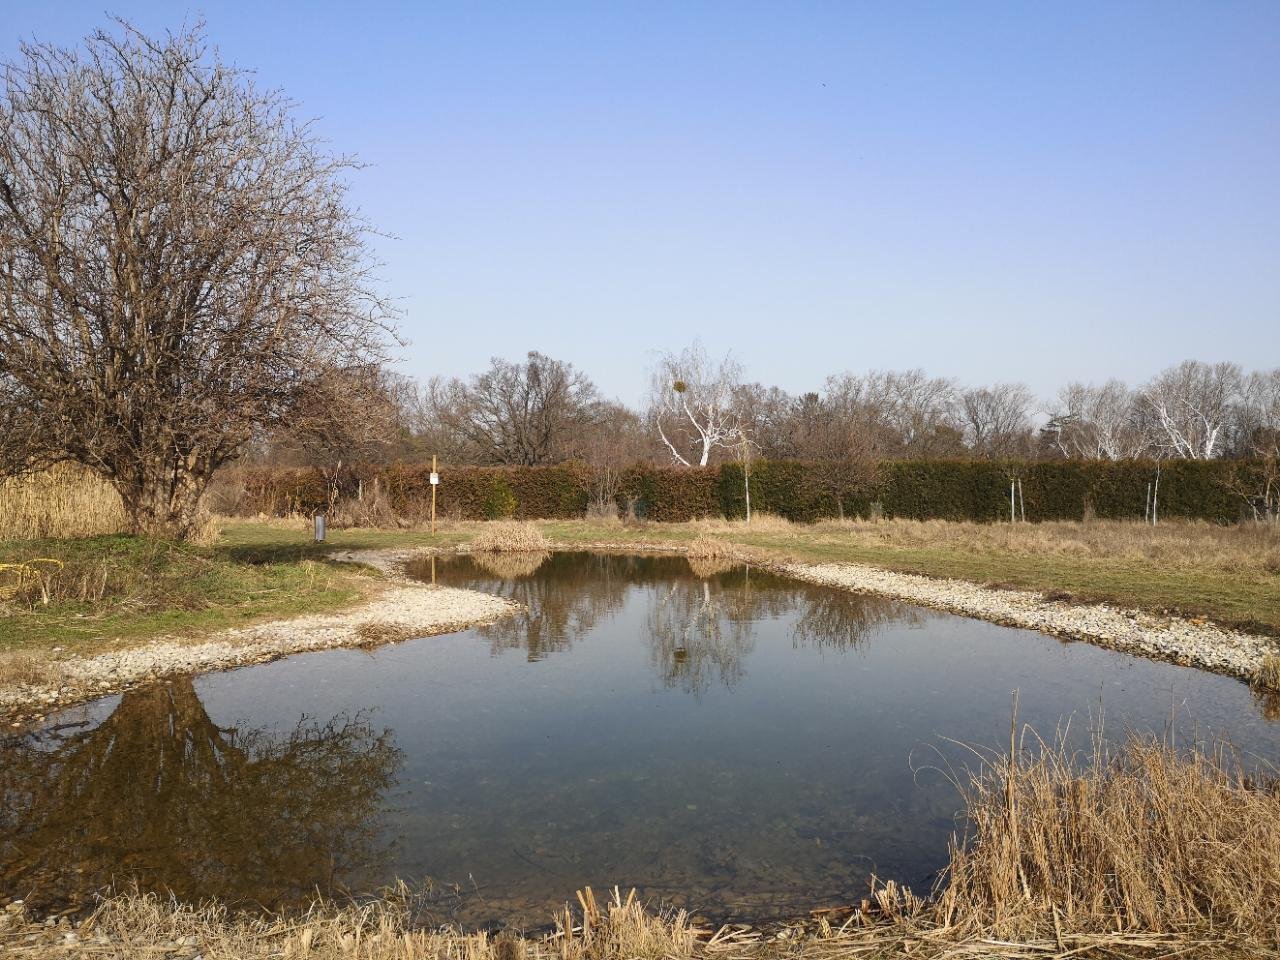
[[431, 455, 438, 535]]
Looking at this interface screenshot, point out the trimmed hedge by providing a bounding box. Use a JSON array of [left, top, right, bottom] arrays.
[[218, 459, 1265, 525]]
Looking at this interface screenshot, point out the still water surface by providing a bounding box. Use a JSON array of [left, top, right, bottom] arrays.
[[3, 552, 1277, 927]]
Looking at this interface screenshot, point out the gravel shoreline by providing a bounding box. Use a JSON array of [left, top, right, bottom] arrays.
[[0, 549, 520, 725], [777, 560, 1279, 685]]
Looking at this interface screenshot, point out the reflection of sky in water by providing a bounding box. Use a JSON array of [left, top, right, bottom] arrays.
[[5, 553, 1279, 929]]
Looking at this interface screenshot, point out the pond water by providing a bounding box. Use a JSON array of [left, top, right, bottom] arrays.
[[3, 552, 1278, 928]]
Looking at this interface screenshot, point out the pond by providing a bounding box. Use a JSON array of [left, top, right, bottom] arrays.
[[3, 552, 1278, 928]]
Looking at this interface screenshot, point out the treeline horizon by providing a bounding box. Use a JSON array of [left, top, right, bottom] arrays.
[[254, 349, 1280, 476]]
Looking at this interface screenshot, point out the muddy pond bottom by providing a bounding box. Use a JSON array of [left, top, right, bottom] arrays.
[[4, 553, 1278, 928]]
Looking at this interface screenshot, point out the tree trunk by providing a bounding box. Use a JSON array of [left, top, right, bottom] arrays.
[[116, 469, 210, 541]]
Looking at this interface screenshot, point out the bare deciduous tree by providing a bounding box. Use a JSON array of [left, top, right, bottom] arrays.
[[428, 352, 601, 465], [579, 401, 650, 517], [824, 370, 964, 458], [1047, 380, 1152, 460], [275, 365, 409, 508], [648, 343, 743, 467], [0, 22, 394, 538], [1236, 369, 1280, 460], [1231, 369, 1280, 521], [1143, 361, 1243, 460], [731, 382, 798, 459], [959, 382, 1035, 458]]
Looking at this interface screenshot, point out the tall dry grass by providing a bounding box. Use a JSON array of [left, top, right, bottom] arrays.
[[937, 724, 1280, 947], [0, 465, 127, 541]]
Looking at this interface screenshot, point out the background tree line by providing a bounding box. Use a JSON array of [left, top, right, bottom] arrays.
[[253, 350, 1280, 472]]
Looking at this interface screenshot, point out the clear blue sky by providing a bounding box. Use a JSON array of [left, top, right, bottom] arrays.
[[6, 2, 1279, 406]]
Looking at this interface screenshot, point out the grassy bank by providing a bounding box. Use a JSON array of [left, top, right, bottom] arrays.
[[0, 534, 374, 655], [4, 514, 1277, 667], [5, 730, 1278, 958]]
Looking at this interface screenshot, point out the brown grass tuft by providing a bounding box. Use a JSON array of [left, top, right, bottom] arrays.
[[354, 622, 427, 647], [470, 521, 551, 553], [684, 536, 736, 560]]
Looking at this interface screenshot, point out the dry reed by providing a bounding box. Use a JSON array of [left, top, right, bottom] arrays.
[[2, 885, 695, 960], [0, 466, 127, 541], [469, 522, 551, 554], [937, 725, 1280, 948], [1254, 653, 1280, 691]]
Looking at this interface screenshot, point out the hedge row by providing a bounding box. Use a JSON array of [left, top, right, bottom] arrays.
[[217, 459, 1267, 525]]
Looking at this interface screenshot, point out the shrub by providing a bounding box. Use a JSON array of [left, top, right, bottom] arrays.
[[217, 459, 1268, 526], [481, 475, 518, 520]]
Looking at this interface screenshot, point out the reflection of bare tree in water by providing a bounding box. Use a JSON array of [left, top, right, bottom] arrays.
[[428, 552, 917, 685], [791, 590, 921, 652], [650, 568, 917, 693], [0, 678, 401, 912], [431, 553, 638, 661], [648, 580, 757, 695]]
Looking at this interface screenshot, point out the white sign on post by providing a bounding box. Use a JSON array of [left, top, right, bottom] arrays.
[[429, 472, 439, 485]]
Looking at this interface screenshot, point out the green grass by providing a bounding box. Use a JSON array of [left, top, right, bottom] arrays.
[[756, 535, 1278, 632], [216, 521, 467, 558], [0, 534, 353, 654]]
